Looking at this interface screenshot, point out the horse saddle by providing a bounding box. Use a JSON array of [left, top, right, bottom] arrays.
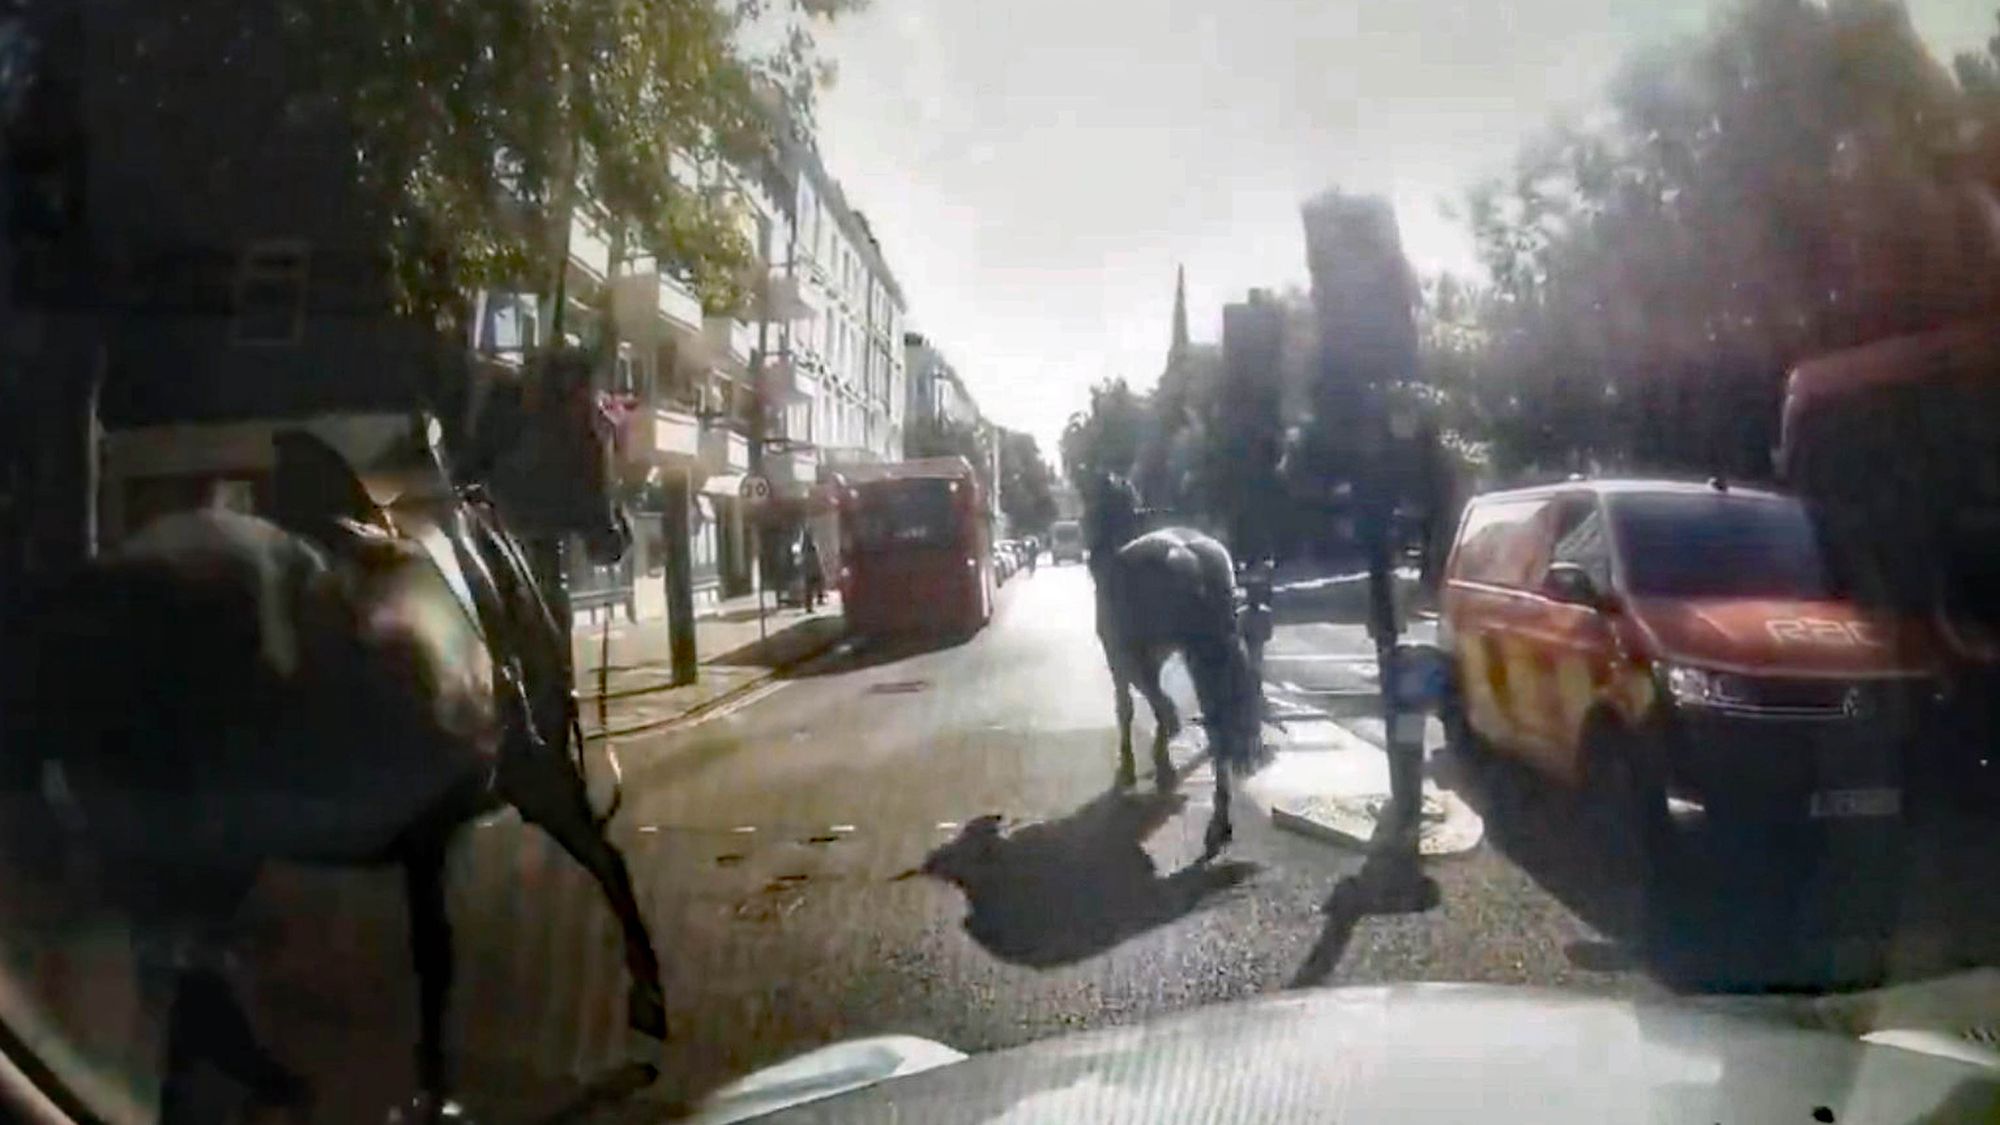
[[269, 421, 513, 652]]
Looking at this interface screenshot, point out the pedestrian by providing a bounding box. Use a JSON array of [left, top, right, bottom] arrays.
[[800, 529, 824, 610]]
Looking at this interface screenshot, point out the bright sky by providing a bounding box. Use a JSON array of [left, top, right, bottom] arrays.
[[813, 0, 1993, 453]]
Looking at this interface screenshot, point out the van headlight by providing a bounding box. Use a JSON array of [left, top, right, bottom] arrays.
[[1661, 663, 1751, 708]]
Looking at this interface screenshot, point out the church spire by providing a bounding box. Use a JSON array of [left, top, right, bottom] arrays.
[[1169, 264, 1189, 367]]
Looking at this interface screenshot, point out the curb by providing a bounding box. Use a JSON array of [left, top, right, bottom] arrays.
[[581, 623, 852, 742], [1268, 786, 1483, 857]]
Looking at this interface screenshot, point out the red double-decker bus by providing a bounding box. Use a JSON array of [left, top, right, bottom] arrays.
[[1778, 321, 2000, 656], [829, 457, 994, 636]]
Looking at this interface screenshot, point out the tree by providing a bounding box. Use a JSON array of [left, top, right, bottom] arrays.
[[6, 0, 860, 331], [1060, 377, 1148, 491], [997, 429, 1057, 537], [906, 412, 994, 500], [1459, 0, 2000, 477]]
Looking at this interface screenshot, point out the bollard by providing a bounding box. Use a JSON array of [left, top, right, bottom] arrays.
[[1382, 641, 1449, 851]]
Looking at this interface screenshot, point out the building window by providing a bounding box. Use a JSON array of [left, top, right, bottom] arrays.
[[232, 240, 311, 346], [480, 291, 541, 356]]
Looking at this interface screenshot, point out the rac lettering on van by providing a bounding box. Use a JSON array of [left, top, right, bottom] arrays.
[[1765, 618, 1882, 647]]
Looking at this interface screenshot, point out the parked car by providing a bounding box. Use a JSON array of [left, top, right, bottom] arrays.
[[1437, 478, 1949, 864], [992, 545, 1014, 584], [1049, 520, 1084, 564]]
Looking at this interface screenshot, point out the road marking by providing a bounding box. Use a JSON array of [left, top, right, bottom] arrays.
[[1264, 653, 1378, 663], [732, 825, 757, 834], [831, 824, 856, 833], [686, 680, 790, 728]]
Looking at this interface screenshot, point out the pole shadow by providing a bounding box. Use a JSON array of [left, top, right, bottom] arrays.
[[1289, 819, 1442, 989], [915, 789, 1258, 968]]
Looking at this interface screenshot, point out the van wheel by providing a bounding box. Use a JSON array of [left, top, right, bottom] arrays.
[[1582, 722, 1677, 890]]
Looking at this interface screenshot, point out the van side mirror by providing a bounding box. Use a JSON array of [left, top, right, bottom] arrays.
[[1545, 562, 1615, 611]]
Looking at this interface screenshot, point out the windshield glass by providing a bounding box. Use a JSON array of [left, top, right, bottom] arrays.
[[1609, 493, 1836, 600], [1788, 375, 2000, 624], [848, 479, 962, 551], [9, 0, 2000, 1120]]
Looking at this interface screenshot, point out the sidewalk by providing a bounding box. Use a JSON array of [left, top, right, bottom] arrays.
[[571, 591, 847, 741]]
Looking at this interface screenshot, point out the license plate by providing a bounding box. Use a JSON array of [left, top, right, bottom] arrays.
[[1808, 787, 1901, 819]]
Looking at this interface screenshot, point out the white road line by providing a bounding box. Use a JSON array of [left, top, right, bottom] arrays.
[[1264, 653, 1378, 663], [684, 679, 790, 729]]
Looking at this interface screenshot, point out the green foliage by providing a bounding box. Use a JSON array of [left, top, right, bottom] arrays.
[[47, 0, 855, 326], [997, 430, 1058, 536], [316, 0, 860, 320], [1458, 0, 2000, 477], [1060, 378, 1148, 491], [906, 413, 994, 499]]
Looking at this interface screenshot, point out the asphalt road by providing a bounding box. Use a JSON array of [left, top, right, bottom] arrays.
[[9, 562, 2000, 1123]]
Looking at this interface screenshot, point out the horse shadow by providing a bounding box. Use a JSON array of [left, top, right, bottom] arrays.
[[916, 789, 1258, 969]]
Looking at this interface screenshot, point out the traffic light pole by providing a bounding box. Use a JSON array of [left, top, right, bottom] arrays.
[[663, 469, 697, 685], [1361, 394, 1424, 862]]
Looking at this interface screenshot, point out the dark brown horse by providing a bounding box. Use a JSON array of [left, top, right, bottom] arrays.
[[3, 353, 662, 1121], [1083, 474, 1262, 858]]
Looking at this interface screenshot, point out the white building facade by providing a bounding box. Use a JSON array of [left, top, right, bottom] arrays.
[[781, 151, 907, 475]]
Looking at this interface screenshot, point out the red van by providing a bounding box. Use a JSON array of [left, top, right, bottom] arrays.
[[1439, 479, 1950, 855]]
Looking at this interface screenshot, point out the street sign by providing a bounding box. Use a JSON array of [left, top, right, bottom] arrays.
[[740, 474, 771, 503]]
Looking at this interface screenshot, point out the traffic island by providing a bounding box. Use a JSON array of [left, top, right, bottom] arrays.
[[1242, 715, 1484, 857]]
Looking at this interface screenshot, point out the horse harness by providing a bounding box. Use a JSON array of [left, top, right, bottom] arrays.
[[272, 427, 594, 794]]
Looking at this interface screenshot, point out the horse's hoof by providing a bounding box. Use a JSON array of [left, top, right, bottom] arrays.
[[1202, 819, 1234, 859], [628, 982, 668, 1040], [386, 1093, 472, 1124], [1115, 762, 1137, 789]]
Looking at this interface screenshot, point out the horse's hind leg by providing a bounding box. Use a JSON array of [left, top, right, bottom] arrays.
[[1111, 656, 1137, 788], [157, 962, 311, 1124], [1204, 754, 1234, 859], [501, 746, 666, 1040], [142, 867, 309, 1124], [401, 831, 461, 1116], [1185, 639, 1240, 858], [1134, 652, 1180, 786]]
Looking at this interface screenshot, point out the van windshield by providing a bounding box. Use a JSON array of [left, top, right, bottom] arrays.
[[1609, 493, 1837, 600], [1051, 521, 1081, 545]]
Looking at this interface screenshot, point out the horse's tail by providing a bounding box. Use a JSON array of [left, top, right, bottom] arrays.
[[1187, 631, 1261, 774]]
